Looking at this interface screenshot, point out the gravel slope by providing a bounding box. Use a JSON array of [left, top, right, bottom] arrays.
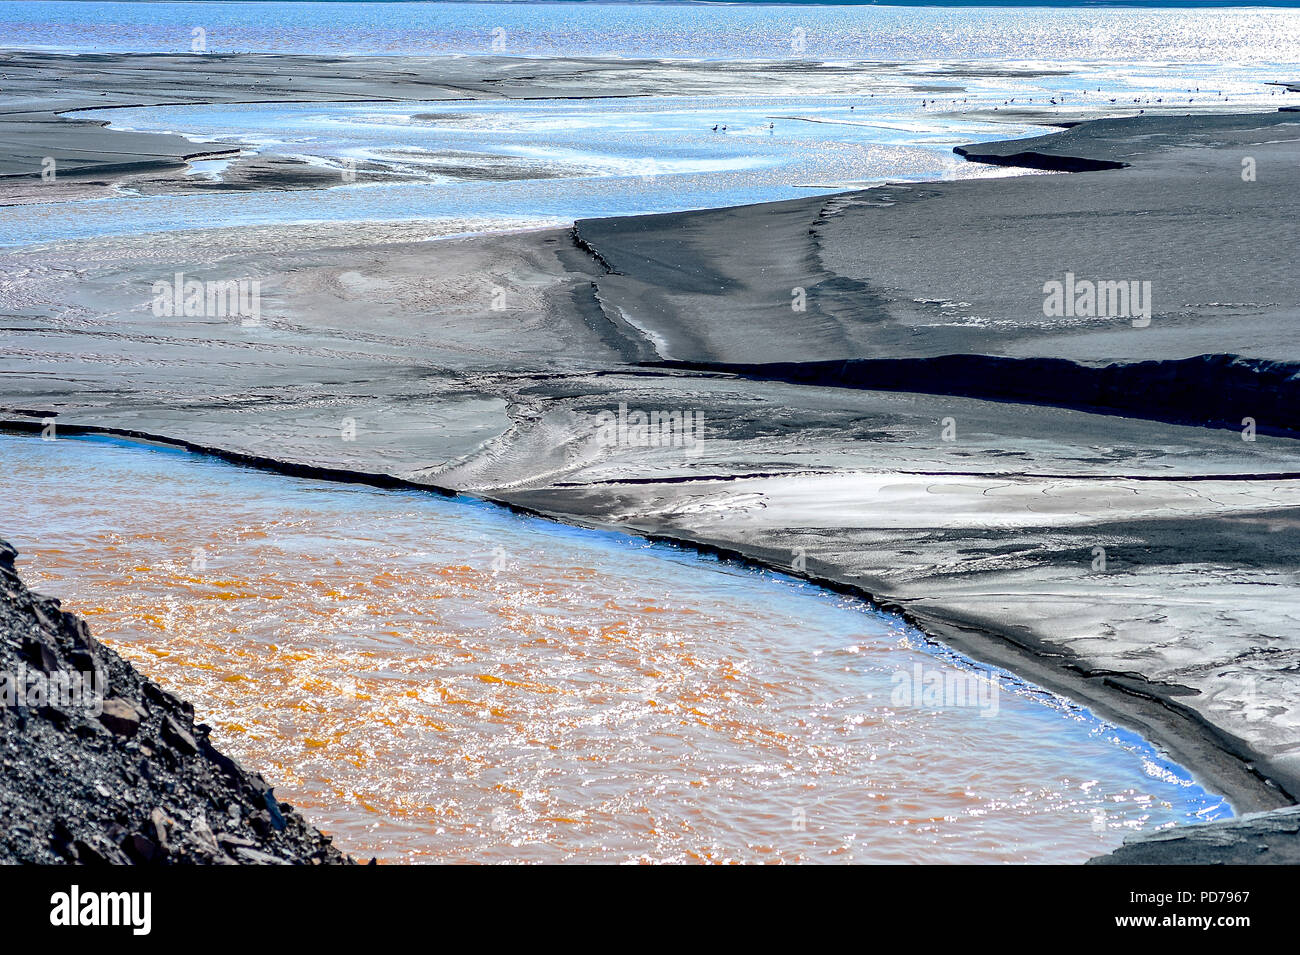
[[0, 539, 354, 865]]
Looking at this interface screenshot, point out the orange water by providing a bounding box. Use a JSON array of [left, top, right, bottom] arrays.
[[2, 434, 1229, 862]]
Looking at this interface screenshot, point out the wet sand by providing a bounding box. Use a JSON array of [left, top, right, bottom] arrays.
[[2, 53, 1299, 858]]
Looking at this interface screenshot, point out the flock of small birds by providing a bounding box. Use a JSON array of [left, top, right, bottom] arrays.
[[702, 84, 1285, 133], [708, 122, 776, 133], [913, 85, 1282, 114]]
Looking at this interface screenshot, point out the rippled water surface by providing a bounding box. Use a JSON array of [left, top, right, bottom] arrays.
[[4, 1, 1300, 61], [1, 434, 1230, 863]]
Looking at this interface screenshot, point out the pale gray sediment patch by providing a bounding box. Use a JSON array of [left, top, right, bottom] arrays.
[[1090, 805, 1300, 865], [2, 55, 1299, 861]]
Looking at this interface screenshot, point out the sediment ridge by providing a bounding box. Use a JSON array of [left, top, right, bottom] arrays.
[[648, 354, 1300, 437]]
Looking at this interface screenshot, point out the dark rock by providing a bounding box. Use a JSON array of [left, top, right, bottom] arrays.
[[231, 845, 290, 865], [73, 837, 131, 865], [49, 818, 76, 858], [216, 831, 257, 850], [121, 831, 160, 864], [199, 737, 247, 785], [148, 807, 170, 851], [20, 634, 60, 673], [40, 704, 71, 727], [29, 598, 62, 633], [263, 791, 286, 831], [97, 698, 141, 738], [161, 716, 197, 756]]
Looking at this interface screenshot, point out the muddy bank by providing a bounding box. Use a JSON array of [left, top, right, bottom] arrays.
[[574, 109, 1300, 366], [1090, 805, 1300, 865], [0, 539, 354, 865]]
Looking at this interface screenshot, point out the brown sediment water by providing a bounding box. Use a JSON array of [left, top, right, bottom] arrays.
[[2, 434, 1230, 863]]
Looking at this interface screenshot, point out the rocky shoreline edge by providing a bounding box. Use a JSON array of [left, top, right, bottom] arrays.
[[0, 538, 355, 865]]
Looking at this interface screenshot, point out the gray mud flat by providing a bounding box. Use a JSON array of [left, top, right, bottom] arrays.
[[2, 53, 1299, 863]]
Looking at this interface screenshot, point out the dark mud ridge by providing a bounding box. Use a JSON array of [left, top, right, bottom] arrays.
[[0, 539, 354, 865], [952, 144, 1127, 172], [649, 354, 1300, 438]]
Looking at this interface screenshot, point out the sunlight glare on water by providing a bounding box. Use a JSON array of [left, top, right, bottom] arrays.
[[2, 2, 1299, 63]]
